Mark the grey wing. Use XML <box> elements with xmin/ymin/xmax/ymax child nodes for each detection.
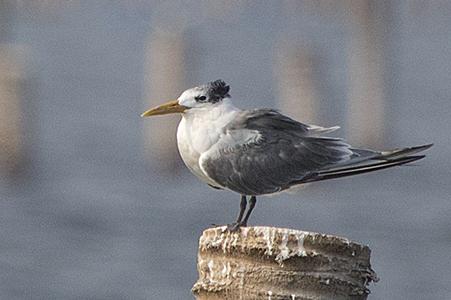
<box><xmin>229</xmin><ymin>109</ymin><xmax>340</xmax><ymax>136</ymax></box>
<box><xmin>200</xmin><ymin>110</ymin><xmax>361</xmax><ymax>195</ymax></box>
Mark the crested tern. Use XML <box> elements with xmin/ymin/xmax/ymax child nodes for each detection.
<box><xmin>141</xmin><ymin>80</ymin><xmax>432</xmax><ymax>231</ymax></box>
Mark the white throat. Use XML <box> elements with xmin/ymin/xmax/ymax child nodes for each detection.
<box><xmin>179</xmin><ymin>99</ymin><xmax>241</xmax><ymax>153</ymax></box>
<box><xmin>176</xmin><ymin>99</ymin><xmax>241</xmax><ymax>186</ymax></box>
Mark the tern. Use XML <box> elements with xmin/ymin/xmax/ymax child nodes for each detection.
<box><xmin>142</xmin><ymin>80</ymin><xmax>432</xmax><ymax>231</ymax></box>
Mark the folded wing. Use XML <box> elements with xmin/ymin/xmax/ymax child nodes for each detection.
<box><xmin>200</xmin><ymin>109</ymin><xmax>432</xmax><ymax>195</ymax></box>
<box><xmin>200</xmin><ymin>110</ymin><xmax>356</xmax><ymax>195</ymax></box>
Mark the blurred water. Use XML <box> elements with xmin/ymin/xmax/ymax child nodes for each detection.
<box><xmin>1</xmin><ymin>2</ymin><xmax>450</xmax><ymax>299</ymax></box>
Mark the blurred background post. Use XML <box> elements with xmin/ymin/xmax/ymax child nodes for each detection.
<box><xmin>275</xmin><ymin>44</ymin><xmax>318</xmax><ymax>124</ymax></box>
<box><xmin>0</xmin><ymin>1</ymin><xmax>26</xmax><ymax>176</ymax></box>
<box><xmin>0</xmin><ymin>46</ymin><xmax>25</xmax><ymax>175</ymax></box>
<box><xmin>143</xmin><ymin>29</ymin><xmax>186</xmax><ymax>172</ymax></box>
<box><xmin>346</xmin><ymin>0</ymin><xmax>388</xmax><ymax>148</ymax></box>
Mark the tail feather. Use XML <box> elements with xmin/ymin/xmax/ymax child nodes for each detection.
<box><xmin>290</xmin><ymin>143</ymin><xmax>432</xmax><ymax>185</ymax></box>
<box><xmin>379</xmin><ymin>143</ymin><xmax>433</xmax><ymax>160</ymax></box>
<box><xmin>306</xmin><ymin>155</ymin><xmax>426</xmax><ymax>183</ymax></box>
<box><xmin>331</xmin><ymin>143</ymin><xmax>432</xmax><ymax>170</ymax></box>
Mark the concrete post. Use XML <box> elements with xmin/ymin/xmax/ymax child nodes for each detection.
<box><xmin>193</xmin><ymin>226</ymin><xmax>378</xmax><ymax>300</ymax></box>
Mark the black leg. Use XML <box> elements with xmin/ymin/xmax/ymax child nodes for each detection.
<box><xmin>235</xmin><ymin>195</ymin><xmax>247</xmax><ymax>223</ymax></box>
<box><xmin>241</xmin><ymin>196</ymin><xmax>256</xmax><ymax>227</ymax></box>
<box><xmin>227</xmin><ymin>195</ymin><xmax>247</xmax><ymax>231</ymax></box>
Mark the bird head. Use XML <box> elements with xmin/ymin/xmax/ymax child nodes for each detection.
<box><xmin>141</xmin><ymin>80</ymin><xmax>230</xmax><ymax>117</ymax></box>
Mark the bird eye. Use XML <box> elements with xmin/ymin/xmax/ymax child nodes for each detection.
<box><xmin>195</xmin><ymin>95</ymin><xmax>207</xmax><ymax>101</ymax></box>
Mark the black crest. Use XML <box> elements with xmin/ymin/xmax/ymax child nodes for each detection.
<box><xmin>206</xmin><ymin>80</ymin><xmax>230</xmax><ymax>102</ymax></box>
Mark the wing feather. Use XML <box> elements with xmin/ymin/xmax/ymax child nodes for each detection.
<box><xmin>200</xmin><ymin>110</ymin><xmax>353</xmax><ymax>195</ymax></box>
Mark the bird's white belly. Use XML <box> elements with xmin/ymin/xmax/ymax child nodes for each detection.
<box><xmin>177</xmin><ymin>117</ymin><xmax>222</xmax><ymax>187</ymax></box>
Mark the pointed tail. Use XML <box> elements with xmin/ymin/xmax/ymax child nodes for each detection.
<box><xmin>378</xmin><ymin>143</ymin><xmax>433</xmax><ymax>160</ymax></box>
<box><xmin>304</xmin><ymin>143</ymin><xmax>432</xmax><ymax>183</ymax></box>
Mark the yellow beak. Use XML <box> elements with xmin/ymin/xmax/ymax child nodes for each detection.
<box><xmin>141</xmin><ymin>100</ymin><xmax>188</xmax><ymax>117</ymax></box>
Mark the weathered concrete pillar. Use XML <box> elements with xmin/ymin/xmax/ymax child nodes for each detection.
<box><xmin>193</xmin><ymin>226</ymin><xmax>377</xmax><ymax>300</ymax></box>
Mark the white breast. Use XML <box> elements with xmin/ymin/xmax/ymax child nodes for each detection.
<box><xmin>176</xmin><ymin>100</ymin><xmax>241</xmax><ymax>187</ymax></box>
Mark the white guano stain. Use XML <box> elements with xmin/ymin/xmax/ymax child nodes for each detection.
<box><xmin>206</xmin><ymin>259</ymin><xmax>221</xmax><ymax>284</ymax></box>
<box><xmin>274</xmin><ymin>230</ymin><xmax>307</xmax><ymax>264</ymax></box>
<box><xmin>267</xmin><ymin>290</ymin><xmax>272</xmax><ymax>300</ymax></box>
<box><xmin>254</xmin><ymin>227</ymin><xmax>277</xmax><ymax>255</ymax></box>
<box><xmin>241</xmin><ymin>227</ymin><xmax>249</xmax><ymax>238</ymax></box>
<box><xmin>275</xmin><ymin>231</ymin><xmax>289</xmax><ymax>263</ymax></box>
<box><xmin>201</xmin><ymin>227</ymin><xmax>246</xmax><ymax>253</ymax></box>
<box><xmin>296</xmin><ymin>232</ymin><xmax>306</xmax><ymax>257</ymax></box>
<box><xmin>222</xmin><ymin>232</ymin><xmax>229</xmax><ymax>253</ymax></box>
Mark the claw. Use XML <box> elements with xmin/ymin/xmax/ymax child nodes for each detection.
<box><xmin>226</xmin><ymin>222</ymin><xmax>240</xmax><ymax>232</ymax></box>
<box><xmin>226</xmin><ymin>221</ymin><xmax>248</xmax><ymax>232</ymax></box>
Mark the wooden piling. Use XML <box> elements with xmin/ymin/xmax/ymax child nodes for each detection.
<box><xmin>193</xmin><ymin>226</ymin><xmax>378</xmax><ymax>300</ymax></box>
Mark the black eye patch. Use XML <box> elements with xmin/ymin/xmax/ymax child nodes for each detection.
<box><xmin>195</xmin><ymin>95</ymin><xmax>207</xmax><ymax>101</ymax></box>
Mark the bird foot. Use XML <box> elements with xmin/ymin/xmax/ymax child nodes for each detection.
<box><xmin>210</xmin><ymin>222</ymin><xmax>248</xmax><ymax>232</ymax></box>
<box><xmin>226</xmin><ymin>221</ymin><xmax>247</xmax><ymax>232</ymax></box>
